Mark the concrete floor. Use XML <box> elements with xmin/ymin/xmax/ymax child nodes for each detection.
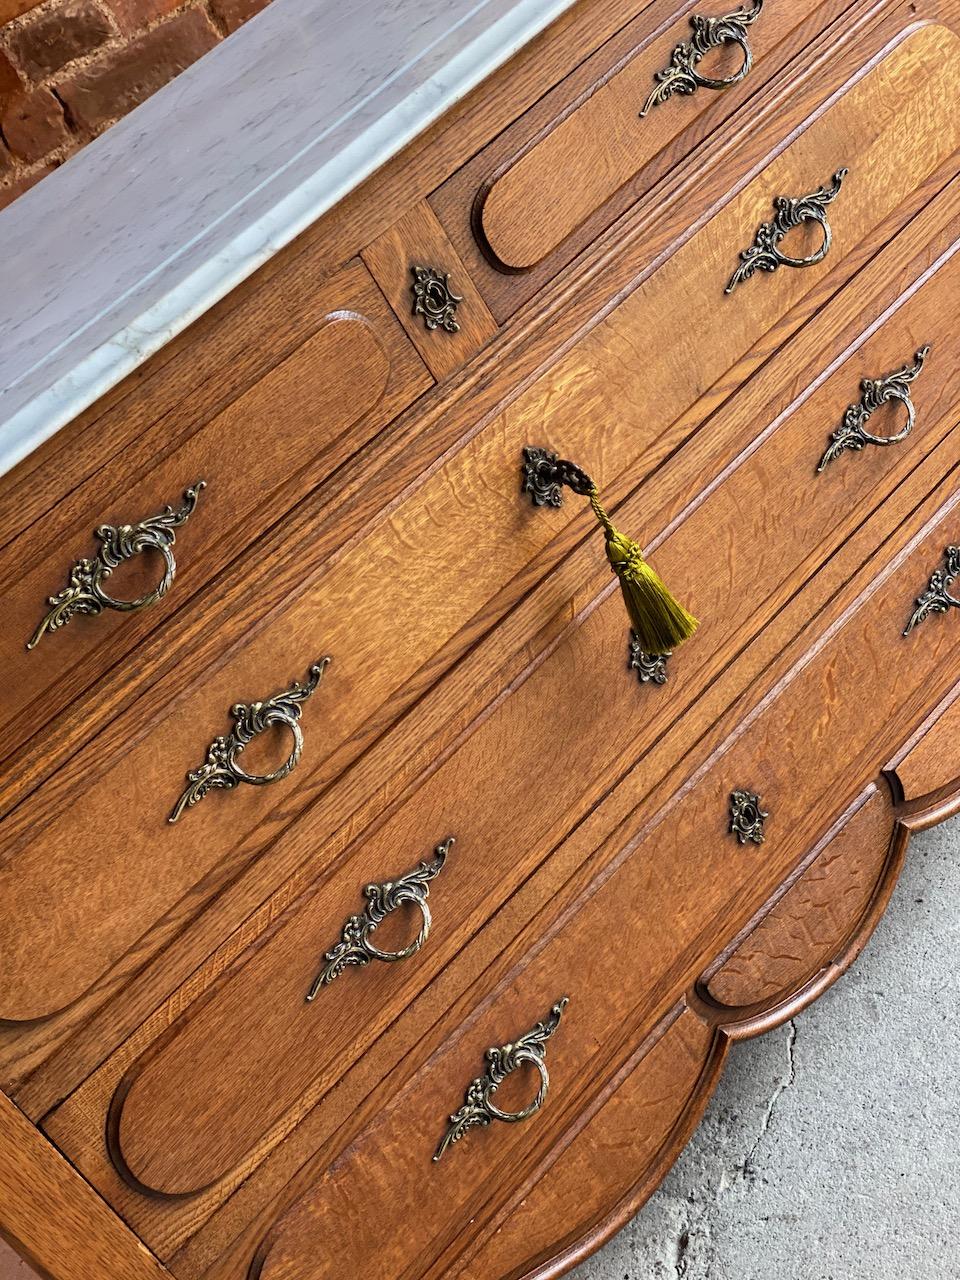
<box><xmin>1</xmin><ymin>818</ymin><xmax>957</xmax><ymax>1280</ymax></box>
<box><xmin>575</xmin><ymin>815</ymin><xmax>960</xmax><ymax>1280</ymax></box>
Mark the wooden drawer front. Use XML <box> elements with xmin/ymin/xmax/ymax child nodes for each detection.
<box><xmin>432</xmin><ymin>0</ymin><xmax>854</xmax><ymax>316</ymax></box>
<box><xmin>0</xmin><ymin>259</ymin><xmax>429</xmax><ymax>768</ymax></box>
<box><xmin>75</xmin><ymin>205</ymin><xmax>960</xmax><ymax>1209</ymax></box>
<box><xmin>476</xmin><ymin>0</ymin><xmax>836</xmax><ymax>270</ymax></box>
<box><xmin>248</xmin><ymin>469</ymin><xmax>960</xmax><ymax>1280</ymax></box>
<box><xmin>2</xmin><ymin>20</ymin><xmax>957</xmax><ymax>1048</ymax></box>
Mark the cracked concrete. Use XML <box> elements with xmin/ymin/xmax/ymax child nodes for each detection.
<box><xmin>575</xmin><ymin>816</ymin><xmax>960</xmax><ymax>1280</ymax></box>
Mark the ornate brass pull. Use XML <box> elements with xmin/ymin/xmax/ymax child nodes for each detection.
<box><xmin>729</xmin><ymin>789</ymin><xmax>768</xmax><ymax>844</ymax></box>
<box><xmin>169</xmin><ymin>658</ymin><xmax>330</xmax><ymax>823</ymax></box>
<box><xmin>818</xmin><ymin>347</ymin><xmax>930</xmax><ymax>473</ymax></box>
<box><xmin>903</xmin><ymin>547</ymin><xmax>960</xmax><ymax>636</ymax></box>
<box><xmin>27</xmin><ymin>481</ymin><xmax>205</xmax><ymax>650</ymax></box>
<box><xmin>305</xmin><ymin>837</ymin><xmax>454</xmax><ymax>1000</ymax></box>
<box><xmin>641</xmin><ymin>0</ymin><xmax>763</xmax><ymax>117</ymax></box>
<box><xmin>433</xmin><ymin>997</ymin><xmax>569</xmax><ymax>1162</ymax></box>
<box><xmin>726</xmin><ymin>168</ymin><xmax>848</xmax><ymax>294</ymax></box>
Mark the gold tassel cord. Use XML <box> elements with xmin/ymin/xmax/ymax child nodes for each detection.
<box><xmin>588</xmin><ymin>489</ymin><xmax>698</xmax><ymax>654</ymax></box>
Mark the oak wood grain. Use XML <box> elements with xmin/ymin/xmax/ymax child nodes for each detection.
<box><xmin>703</xmin><ymin>786</ymin><xmax>896</xmax><ymax>1010</ymax></box>
<box><xmin>96</xmin><ymin>220</ymin><xmax>960</xmax><ymax>1203</ymax></box>
<box><xmin>431</xmin><ymin>0</ymin><xmax>857</xmax><ymax>317</ymax></box>
<box><xmin>21</xmin><ymin>109</ymin><xmax>960</xmax><ymax>1155</ymax></box>
<box><xmin>2</xmin><ymin>20</ymin><xmax>953</xmax><ymax>1054</ymax></box>
<box><xmin>243</xmin><ymin>467</ymin><xmax>960</xmax><ymax>1280</ymax></box>
<box><xmin>0</xmin><ymin>1092</ymin><xmax>170</xmax><ymax>1280</ymax></box>
<box><xmin>0</xmin><ymin>260</ymin><xmax>430</xmax><ymax>770</ymax></box>
<box><xmin>159</xmin><ymin>431</ymin><xmax>960</xmax><ymax>1280</ymax></box>
<box><xmin>361</xmin><ymin>201</ymin><xmax>499</xmax><ymax>379</ymax></box>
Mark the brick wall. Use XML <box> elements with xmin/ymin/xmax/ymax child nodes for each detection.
<box><xmin>0</xmin><ymin>0</ymin><xmax>271</xmax><ymax>209</ymax></box>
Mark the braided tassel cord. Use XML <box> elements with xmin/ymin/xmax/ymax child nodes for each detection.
<box><xmin>589</xmin><ymin>490</ymin><xmax>698</xmax><ymax>654</ymax></box>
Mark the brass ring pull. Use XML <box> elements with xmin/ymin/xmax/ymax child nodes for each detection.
<box><xmin>817</xmin><ymin>347</ymin><xmax>930</xmax><ymax>473</ymax></box>
<box><xmin>903</xmin><ymin>547</ymin><xmax>960</xmax><ymax>636</ymax></box>
<box><xmin>433</xmin><ymin>997</ymin><xmax>569</xmax><ymax>1162</ymax></box>
<box><xmin>27</xmin><ymin>481</ymin><xmax>205</xmax><ymax>650</ymax></box>
<box><xmin>640</xmin><ymin>1</ymin><xmax>763</xmax><ymax>117</ymax></box>
<box><xmin>305</xmin><ymin>838</ymin><xmax>454</xmax><ymax>1000</ymax></box>
<box><xmin>168</xmin><ymin>658</ymin><xmax>330</xmax><ymax>823</ymax></box>
<box><xmin>726</xmin><ymin>168</ymin><xmax>848</xmax><ymax>294</ymax></box>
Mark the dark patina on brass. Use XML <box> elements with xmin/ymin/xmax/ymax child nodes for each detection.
<box><xmin>628</xmin><ymin>631</ymin><xmax>671</xmax><ymax>685</ymax></box>
<box><xmin>726</xmin><ymin>168</ymin><xmax>848</xmax><ymax>294</ymax></box>
<box><xmin>434</xmin><ymin>997</ymin><xmax>569</xmax><ymax>1162</ymax></box>
<box><xmin>169</xmin><ymin>659</ymin><xmax>330</xmax><ymax>823</ymax></box>
<box><xmin>306</xmin><ymin>838</ymin><xmax>453</xmax><ymax>1000</ymax></box>
<box><xmin>411</xmin><ymin>265</ymin><xmax>463</xmax><ymax>333</ymax></box>
<box><xmin>27</xmin><ymin>481</ymin><xmax>205</xmax><ymax>650</ymax></box>
<box><xmin>521</xmin><ymin>446</ymin><xmax>595</xmax><ymax>507</ymax></box>
<box><xmin>641</xmin><ymin>0</ymin><xmax>763</xmax><ymax>117</ymax></box>
<box><xmin>729</xmin><ymin>789</ymin><xmax>769</xmax><ymax>845</ymax></box>
<box><xmin>818</xmin><ymin>347</ymin><xmax>930</xmax><ymax>473</ymax></box>
<box><xmin>903</xmin><ymin>546</ymin><xmax>960</xmax><ymax>636</ymax></box>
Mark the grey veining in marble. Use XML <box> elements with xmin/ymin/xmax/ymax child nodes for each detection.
<box><xmin>0</xmin><ymin>0</ymin><xmax>576</xmax><ymax>477</ymax></box>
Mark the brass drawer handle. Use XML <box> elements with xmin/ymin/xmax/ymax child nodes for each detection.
<box><xmin>305</xmin><ymin>837</ymin><xmax>454</xmax><ymax>1000</ymax></box>
<box><xmin>433</xmin><ymin>997</ymin><xmax>569</xmax><ymax>1162</ymax></box>
<box><xmin>169</xmin><ymin>658</ymin><xmax>330</xmax><ymax>823</ymax></box>
<box><xmin>726</xmin><ymin>168</ymin><xmax>848</xmax><ymax>294</ymax></box>
<box><xmin>27</xmin><ymin>481</ymin><xmax>205</xmax><ymax>650</ymax></box>
<box><xmin>641</xmin><ymin>0</ymin><xmax>763</xmax><ymax>117</ymax></box>
<box><xmin>818</xmin><ymin>347</ymin><xmax>930</xmax><ymax>473</ymax></box>
<box><xmin>903</xmin><ymin>547</ymin><xmax>960</xmax><ymax>636</ymax></box>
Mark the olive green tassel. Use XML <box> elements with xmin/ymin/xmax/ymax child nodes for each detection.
<box><xmin>589</xmin><ymin>490</ymin><xmax>698</xmax><ymax>654</ymax></box>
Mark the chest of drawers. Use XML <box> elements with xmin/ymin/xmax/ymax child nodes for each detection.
<box><xmin>2</xmin><ymin>1</ymin><xmax>960</xmax><ymax>1276</ymax></box>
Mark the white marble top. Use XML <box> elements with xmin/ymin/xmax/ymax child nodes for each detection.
<box><xmin>0</xmin><ymin>0</ymin><xmax>575</xmax><ymax>478</ymax></box>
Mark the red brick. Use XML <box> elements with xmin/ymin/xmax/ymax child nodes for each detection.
<box><xmin>0</xmin><ymin>0</ymin><xmax>48</xmax><ymax>22</ymax></box>
<box><xmin>208</xmin><ymin>0</ymin><xmax>269</xmax><ymax>35</ymax></box>
<box><xmin>103</xmin><ymin>0</ymin><xmax>178</xmax><ymax>35</ymax></box>
<box><xmin>6</xmin><ymin>0</ymin><xmax>114</xmax><ymax>80</ymax></box>
<box><xmin>0</xmin><ymin>159</ymin><xmax>56</xmax><ymax>209</ymax></box>
<box><xmin>0</xmin><ymin>47</ymin><xmax>23</xmax><ymax>103</ymax></box>
<box><xmin>1</xmin><ymin>85</ymin><xmax>70</xmax><ymax>160</ymax></box>
<box><xmin>58</xmin><ymin>8</ymin><xmax>218</xmax><ymax>131</ymax></box>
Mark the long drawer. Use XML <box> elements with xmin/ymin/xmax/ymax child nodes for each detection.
<box><xmin>230</xmin><ymin>448</ymin><xmax>960</xmax><ymax>1280</ymax></box>
<box><xmin>432</xmin><ymin>0</ymin><xmax>855</xmax><ymax>317</ymax></box>
<box><xmin>42</xmin><ymin>178</ymin><xmax>960</xmax><ymax>1254</ymax></box>
<box><xmin>2</xmin><ymin>11</ymin><xmax>959</xmax><ymax>1080</ymax></box>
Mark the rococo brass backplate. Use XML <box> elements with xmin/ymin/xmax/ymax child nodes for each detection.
<box><xmin>903</xmin><ymin>546</ymin><xmax>960</xmax><ymax>636</ymax></box>
<box><xmin>411</xmin><ymin>265</ymin><xmax>463</xmax><ymax>333</ymax></box>
<box><xmin>729</xmin><ymin>789</ymin><xmax>769</xmax><ymax>844</ymax></box>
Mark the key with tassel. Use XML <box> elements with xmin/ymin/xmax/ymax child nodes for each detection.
<box><xmin>521</xmin><ymin>446</ymin><xmax>698</xmax><ymax>655</ymax></box>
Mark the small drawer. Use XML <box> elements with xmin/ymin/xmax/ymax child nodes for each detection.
<box><xmin>229</xmin><ymin>462</ymin><xmax>960</xmax><ymax>1280</ymax></box>
<box><xmin>6</xmin><ymin>12</ymin><xmax>960</xmax><ymax>1093</ymax></box>
<box><xmin>0</xmin><ymin>258</ymin><xmax>430</xmax><ymax>769</ymax></box>
<box><xmin>431</xmin><ymin>0</ymin><xmax>854</xmax><ymax>318</ymax></box>
<box><xmin>41</xmin><ymin>186</ymin><xmax>960</xmax><ymax>1243</ymax></box>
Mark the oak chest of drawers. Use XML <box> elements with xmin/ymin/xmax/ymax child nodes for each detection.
<box><xmin>3</xmin><ymin>2</ymin><xmax>960</xmax><ymax>1276</ymax></box>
